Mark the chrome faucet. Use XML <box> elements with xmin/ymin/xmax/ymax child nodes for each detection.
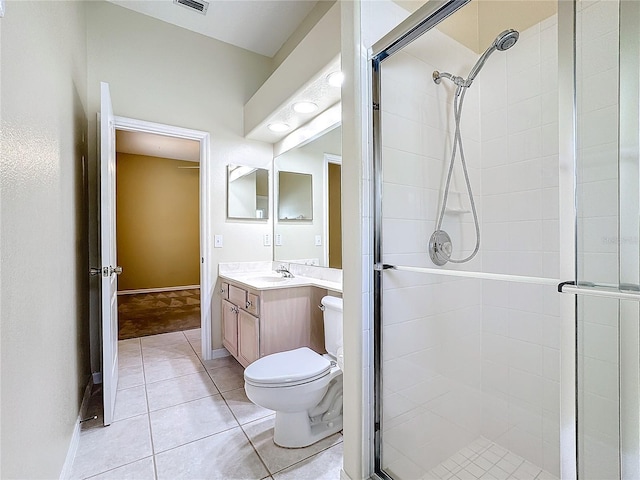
<box><xmin>276</xmin><ymin>265</ymin><xmax>294</xmax><ymax>278</ymax></box>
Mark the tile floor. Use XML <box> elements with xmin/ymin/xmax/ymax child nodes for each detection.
<box><xmin>70</xmin><ymin>329</ymin><xmax>343</xmax><ymax>479</ymax></box>
<box><xmin>420</xmin><ymin>438</ymin><xmax>558</xmax><ymax>480</ymax></box>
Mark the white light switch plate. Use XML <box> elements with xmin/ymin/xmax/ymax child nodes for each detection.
<box><xmin>315</xmin><ymin>235</ymin><xmax>322</xmax><ymax>246</ymax></box>
<box><xmin>263</xmin><ymin>234</ymin><xmax>271</xmax><ymax>246</ymax></box>
<box><xmin>214</xmin><ymin>235</ymin><xmax>223</xmax><ymax>248</ymax></box>
<box><xmin>275</xmin><ymin>234</ymin><xmax>282</xmax><ymax>246</ymax></box>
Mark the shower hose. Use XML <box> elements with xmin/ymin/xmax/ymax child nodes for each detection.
<box><xmin>434</xmin><ymin>84</ymin><xmax>481</xmax><ymax>263</ymax></box>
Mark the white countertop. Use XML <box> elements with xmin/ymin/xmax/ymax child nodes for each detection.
<box><xmin>219</xmin><ymin>271</ymin><xmax>342</xmax><ymax>293</ymax></box>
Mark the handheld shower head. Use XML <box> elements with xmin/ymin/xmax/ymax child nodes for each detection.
<box><xmin>464</xmin><ymin>28</ymin><xmax>519</xmax><ymax>85</ymax></box>
<box><xmin>494</xmin><ymin>29</ymin><xmax>519</xmax><ymax>51</ymax></box>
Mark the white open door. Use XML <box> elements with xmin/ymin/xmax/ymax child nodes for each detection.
<box><xmin>100</xmin><ymin>82</ymin><xmax>120</xmax><ymax>426</ymax></box>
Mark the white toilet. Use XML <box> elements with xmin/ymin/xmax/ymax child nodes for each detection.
<box><xmin>244</xmin><ymin>296</ymin><xmax>343</xmax><ymax>448</ymax></box>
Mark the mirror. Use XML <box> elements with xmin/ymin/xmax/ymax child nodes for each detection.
<box><xmin>274</xmin><ymin>125</ymin><xmax>342</xmax><ymax>268</ymax></box>
<box><xmin>278</xmin><ymin>172</ymin><xmax>313</xmax><ymax>220</ymax></box>
<box><xmin>227</xmin><ymin>165</ymin><xmax>269</xmax><ymax>220</ymax></box>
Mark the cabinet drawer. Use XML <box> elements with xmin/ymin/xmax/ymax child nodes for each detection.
<box><xmin>228</xmin><ymin>284</ymin><xmax>246</xmax><ymax>306</ymax></box>
<box><xmin>246</xmin><ymin>292</ymin><xmax>259</xmax><ymax>316</ymax></box>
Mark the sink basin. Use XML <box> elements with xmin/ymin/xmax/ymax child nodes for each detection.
<box><xmin>247</xmin><ymin>275</ymin><xmax>288</xmax><ymax>283</ymax></box>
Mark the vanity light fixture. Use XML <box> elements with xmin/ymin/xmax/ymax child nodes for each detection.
<box><xmin>268</xmin><ymin>122</ymin><xmax>290</xmax><ymax>133</ymax></box>
<box><xmin>292</xmin><ymin>102</ymin><xmax>319</xmax><ymax>114</ymax></box>
<box><xmin>327</xmin><ymin>71</ymin><xmax>344</xmax><ymax>87</ymax></box>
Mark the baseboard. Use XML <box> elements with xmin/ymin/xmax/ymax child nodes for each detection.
<box><xmin>59</xmin><ymin>379</ymin><xmax>93</xmax><ymax>480</ymax></box>
<box><xmin>117</xmin><ymin>285</ymin><xmax>200</xmax><ymax>295</ymax></box>
<box><xmin>92</xmin><ymin>372</ymin><xmax>102</xmax><ymax>385</ymax></box>
<box><xmin>210</xmin><ymin>347</ymin><xmax>230</xmax><ymax>359</ymax></box>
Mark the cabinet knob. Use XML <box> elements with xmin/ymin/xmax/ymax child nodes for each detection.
<box><xmin>220</xmin><ymin>288</ymin><xmax>225</xmax><ymax>294</ymax></box>
<box><xmin>246</xmin><ymin>300</ymin><xmax>252</xmax><ymax>308</ymax></box>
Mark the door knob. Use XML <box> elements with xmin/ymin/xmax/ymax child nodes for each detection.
<box><xmin>89</xmin><ymin>267</ymin><xmax>102</xmax><ymax>276</ymax></box>
<box><xmin>110</xmin><ymin>266</ymin><xmax>123</xmax><ymax>275</ymax></box>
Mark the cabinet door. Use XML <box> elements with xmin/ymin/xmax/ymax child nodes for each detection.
<box><xmin>238</xmin><ymin>310</ymin><xmax>260</xmax><ymax>366</ymax></box>
<box><xmin>221</xmin><ymin>299</ymin><xmax>238</xmax><ymax>357</ymax></box>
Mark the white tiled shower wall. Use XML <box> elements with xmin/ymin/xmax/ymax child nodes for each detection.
<box><xmin>379</xmin><ymin>15</ymin><xmax>562</xmax><ymax>478</ymax></box>
<box><xmin>380</xmin><ymin>27</ymin><xmax>484</xmax><ymax>479</ymax></box>
<box><xmin>479</xmin><ymin>16</ymin><xmax>561</xmax><ymax>476</ymax></box>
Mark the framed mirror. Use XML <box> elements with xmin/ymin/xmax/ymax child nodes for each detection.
<box><xmin>278</xmin><ymin>171</ymin><xmax>313</xmax><ymax>220</ymax></box>
<box><xmin>274</xmin><ymin>125</ymin><xmax>342</xmax><ymax>268</ymax></box>
<box><xmin>227</xmin><ymin>164</ymin><xmax>269</xmax><ymax>220</ymax></box>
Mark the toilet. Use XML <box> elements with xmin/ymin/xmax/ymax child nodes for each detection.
<box><xmin>244</xmin><ymin>296</ymin><xmax>344</xmax><ymax>448</ymax></box>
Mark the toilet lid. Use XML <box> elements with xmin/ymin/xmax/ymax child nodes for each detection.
<box><xmin>244</xmin><ymin>347</ymin><xmax>331</xmax><ymax>387</ymax></box>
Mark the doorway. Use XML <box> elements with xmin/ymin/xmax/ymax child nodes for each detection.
<box><xmin>109</xmin><ymin>116</ymin><xmax>213</xmax><ymax>359</ymax></box>
<box><xmin>115</xmin><ymin>129</ymin><xmax>201</xmax><ymax>339</ymax></box>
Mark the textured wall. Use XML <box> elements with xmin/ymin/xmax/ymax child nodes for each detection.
<box><xmin>0</xmin><ymin>1</ymin><xmax>90</xmax><ymax>477</ymax></box>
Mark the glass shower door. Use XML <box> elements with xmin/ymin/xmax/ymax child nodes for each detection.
<box><xmin>575</xmin><ymin>0</ymin><xmax>640</xmax><ymax>478</ymax></box>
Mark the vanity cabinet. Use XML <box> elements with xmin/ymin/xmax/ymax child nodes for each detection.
<box><xmin>219</xmin><ymin>279</ymin><xmax>328</xmax><ymax>368</ymax></box>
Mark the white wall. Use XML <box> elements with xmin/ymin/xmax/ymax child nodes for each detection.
<box><xmin>0</xmin><ymin>1</ymin><xmax>90</xmax><ymax>477</ymax></box>
<box><xmin>85</xmin><ymin>1</ymin><xmax>275</xmax><ymax>358</ymax></box>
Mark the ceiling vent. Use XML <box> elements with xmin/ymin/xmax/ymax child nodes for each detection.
<box><xmin>173</xmin><ymin>0</ymin><xmax>209</xmax><ymax>15</ymax></box>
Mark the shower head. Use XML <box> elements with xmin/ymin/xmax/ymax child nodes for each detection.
<box><xmin>494</xmin><ymin>29</ymin><xmax>519</xmax><ymax>51</ymax></box>
<box><xmin>464</xmin><ymin>29</ymin><xmax>519</xmax><ymax>85</ymax></box>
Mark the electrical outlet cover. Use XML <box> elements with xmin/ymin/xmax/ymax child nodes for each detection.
<box><xmin>214</xmin><ymin>235</ymin><xmax>223</xmax><ymax>248</ymax></box>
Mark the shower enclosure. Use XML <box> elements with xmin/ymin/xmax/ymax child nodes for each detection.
<box><xmin>370</xmin><ymin>0</ymin><xmax>640</xmax><ymax>479</ymax></box>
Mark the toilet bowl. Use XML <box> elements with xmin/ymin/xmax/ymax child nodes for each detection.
<box><xmin>244</xmin><ymin>296</ymin><xmax>343</xmax><ymax>448</ymax></box>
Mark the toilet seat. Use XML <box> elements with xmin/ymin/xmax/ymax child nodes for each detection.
<box><xmin>244</xmin><ymin>347</ymin><xmax>331</xmax><ymax>388</ymax></box>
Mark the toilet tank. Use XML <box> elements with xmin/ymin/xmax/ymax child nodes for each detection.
<box><xmin>321</xmin><ymin>296</ymin><xmax>343</xmax><ymax>358</ymax></box>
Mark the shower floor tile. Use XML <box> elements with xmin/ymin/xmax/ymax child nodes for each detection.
<box><xmin>422</xmin><ymin>438</ymin><xmax>558</xmax><ymax>480</ymax></box>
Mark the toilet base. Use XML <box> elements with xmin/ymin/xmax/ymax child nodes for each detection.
<box><xmin>273</xmin><ymin>410</ymin><xmax>343</xmax><ymax>448</ymax></box>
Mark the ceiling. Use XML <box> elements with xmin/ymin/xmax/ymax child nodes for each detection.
<box><xmin>395</xmin><ymin>0</ymin><xmax>556</xmax><ymax>53</ymax></box>
<box><xmin>107</xmin><ymin>0</ymin><xmax>319</xmax><ymax>57</ymax></box>
<box><xmin>116</xmin><ymin>130</ymin><xmax>200</xmax><ymax>162</ymax></box>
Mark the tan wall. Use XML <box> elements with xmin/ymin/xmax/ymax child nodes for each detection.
<box><xmin>116</xmin><ymin>153</ymin><xmax>200</xmax><ymax>291</ymax></box>
<box><xmin>0</xmin><ymin>1</ymin><xmax>90</xmax><ymax>477</ymax></box>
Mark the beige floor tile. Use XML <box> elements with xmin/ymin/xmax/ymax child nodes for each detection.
<box><xmin>149</xmin><ymin>394</ymin><xmax>238</xmax><ymax>453</ymax></box>
<box><xmin>140</xmin><ymin>331</ymin><xmax>189</xmax><ymax>348</ymax></box>
<box><xmin>141</xmin><ymin>342</ymin><xmax>199</xmax><ymax>363</ymax></box>
<box><xmin>242</xmin><ymin>415</ymin><xmax>343</xmax><ymax>475</ymax></box>
<box><xmin>119</xmin><ymin>350</ymin><xmax>143</xmax><ymax>369</ymax></box>
<box><xmin>273</xmin><ymin>443</ymin><xmax>343</xmax><ymax>479</ymax></box>
<box><xmin>70</xmin><ymin>415</ymin><xmax>152</xmax><ymax>479</ymax></box>
<box><xmin>86</xmin><ymin>456</ymin><xmax>155</xmax><ymax>480</ymax></box>
<box><xmin>203</xmin><ymin>355</ymin><xmax>241</xmax><ymax>370</ymax></box>
<box><xmin>155</xmin><ymin>427</ymin><xmax>269</xmax><ymax>480</ymax></box>
<box><xmin>208</xmin><ymin>363</ymin><xmax>245</xmax><ymax>392</ymax></box>
<box><xmin>146</xmin><ymin>371</ymin><xmax>219</xmax><ymax>411</ymax></box>
<box><xmin>184</xmin><ymin>328</ymin><xmax>201</xmax><ymax>344</ymax></box>
<box><xmin>143</xmin><ymin>355</ymin><xmax>204</xmax><ymax>384</ymax></box>
<box><xmin>118</xmin><ymin>364</ymin><xmax>145</xmax><ymax>390</ymax></box>
<box><xmin>222</xmin><ymin>387</ymin><xmax>273</xmax><ymax>425</ymax></box>
<box><xmin>113</xmin><ymin>385</ymin><xmax>148</xmax><ymax>422</ymax></box>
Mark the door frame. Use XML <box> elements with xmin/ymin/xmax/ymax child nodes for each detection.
<box><xmin>113</xmin><ymin>116</ymin><xmax>213</xmax><ymax>360</ymax></box>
